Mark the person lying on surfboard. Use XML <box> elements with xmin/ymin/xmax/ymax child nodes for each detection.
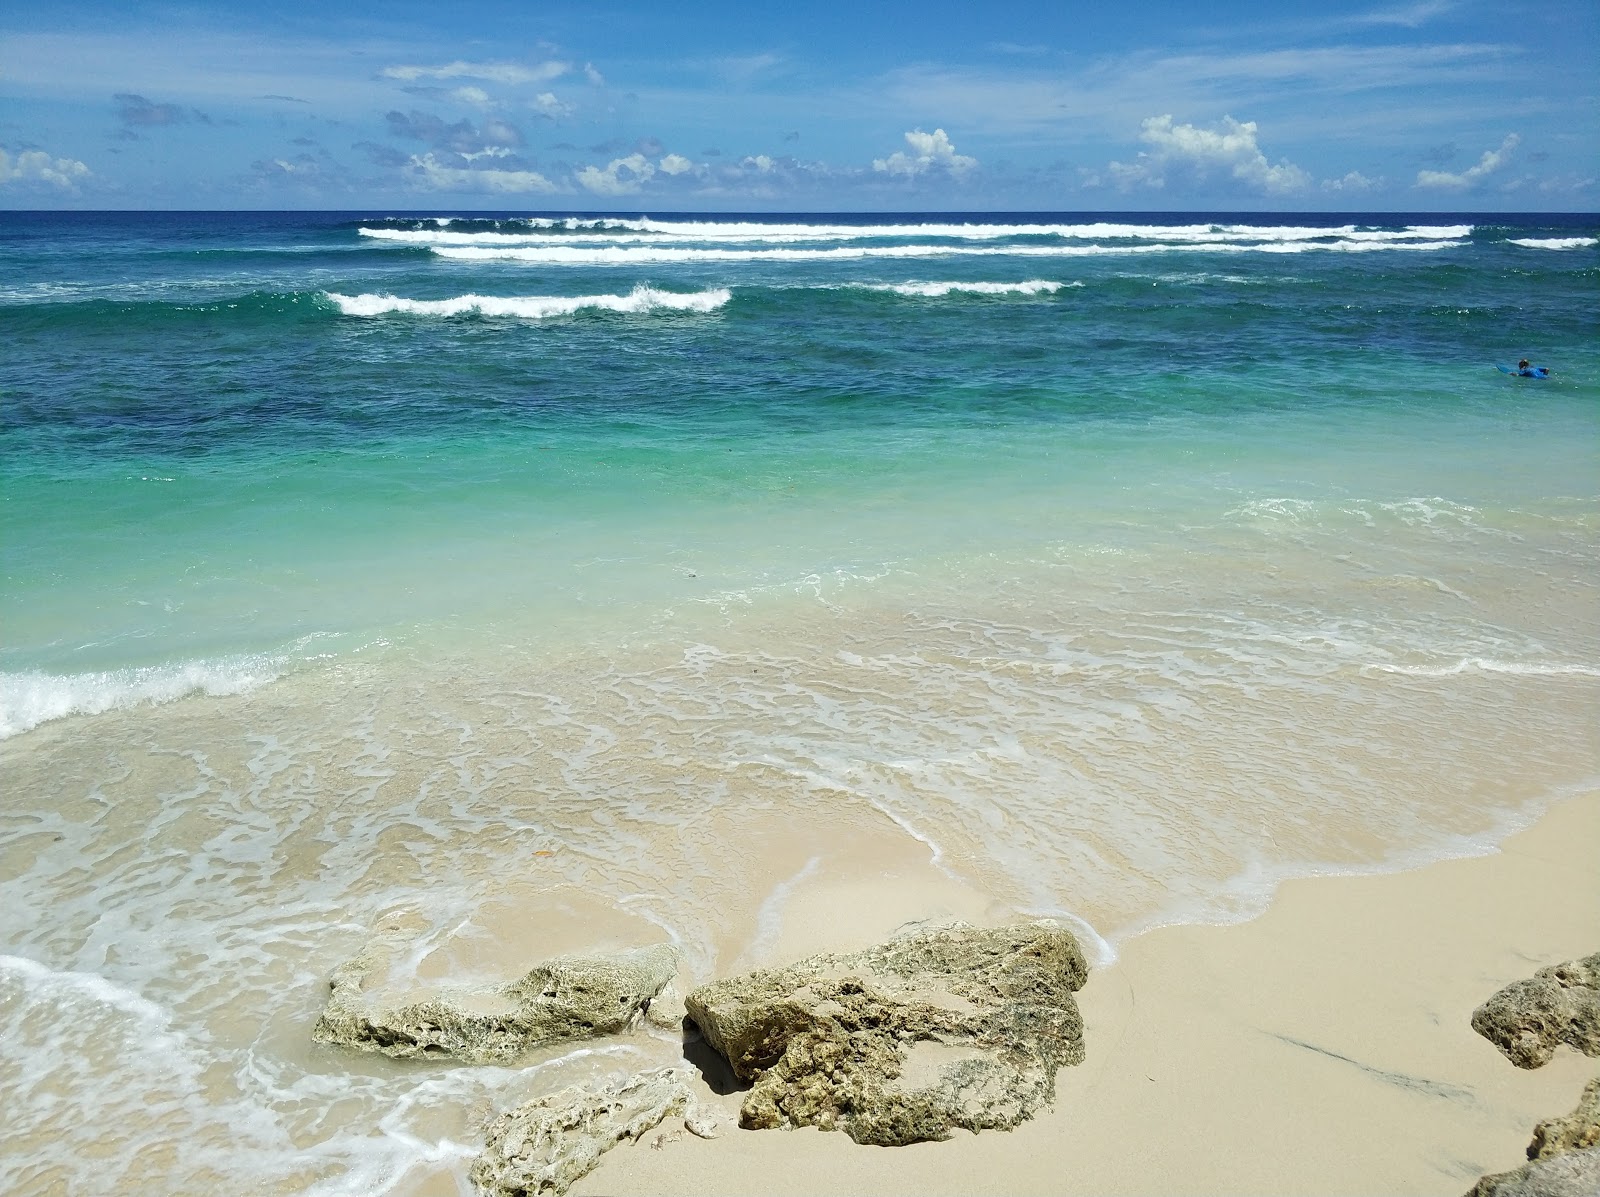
<box><xmin>1511</xmin><ymin>359</ymin><xmax>1551</xmax><ymax>378</ymax></box>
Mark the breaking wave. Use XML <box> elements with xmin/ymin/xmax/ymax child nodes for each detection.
<box><xmin>1</xmin><ymin>656</ymin><xmax>284</xmax><ymax>739</ymax></box>
<box><xmin>325</xmin><ymin>286</ymin><xmax>732</xmax><ymax>319</ymax></box>
<box><xmin>430</xmin><ymin>239</ymin><xmax>1466</xmax><ymax>266</ymax></box>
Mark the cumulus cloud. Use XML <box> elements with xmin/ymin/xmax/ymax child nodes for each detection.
<box><xmin>576</xmin><ymin>152</ymin><xmax>655</xmax><ymax>195</ymax></box>
<box><xmin>1323</xmin><ymin>170</ymin><xmax>1379</xmax><ymax>192</ymax></box>
<box><xmin>583</xmin><ymin>62</ymin><xmax>606</xmax><ymax>86</ymax></box>
<box><xmin>385</xmin><ymin>109</ymin><xmax>523</xmax><ymax>153</ymax></box>
<box><xmin>0</xmin><ymin>147</ymin><xmax>91</xmax><ymax>189</ymax></box>
<box><xmin>873</xmin><ymin>128</ymin><xmax>976</xmax><ymax>178</ymax></box>
<box><xmin>659</xmin><ymin>153</ymin><xmax>695</xmax><ymax>175</ymax></box>
<box><xmin>1415</xmin><ymin>134</ymin><xmax>1519</xmax><ymax>188</ymax></box>
<box><xmin>1108</xmin><ymin>115</ymin><xmax>1310</xmax><ymax>194</ymax></box>
<box><xmin>530</xmin><ymin>92</ymin><xmax>573</xmax><ymax>119</ymax></box>
<box><xmin>381</xmin><ymin>60</ymin><xmax>567</xmax><ymax>85</ymax></box>
<box><xmin>407</xmin><ymin>152</ymin><xmax>556</xmax><ymax>193</ymax></box>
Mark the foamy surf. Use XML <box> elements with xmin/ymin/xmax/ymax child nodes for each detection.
<box><xmin>324</xmin><ymin>286</ymin><xmax>731</xmax><ymax>318</ymax></box>
<box><xmin>359</xmin><ymin>220</ymin><xmax>1472</xmax><ymax>246</ymax></box>
<box><xmin>1507</xmin><ymin>237</ymin><xmax>1598</xmax><ymax>249</ymax></box>
<box><xmin>430</xmin><ymin>239</ymin><xmax>1466</xmax><ymax>266</ymax></box>
<box><xmin>865</xmin><ymin>280</ymin><xmax>1076</xmax><ymax>297</ymax></box>
<box><xmin>0</xmin><ymin>655</ymin><xmax>283</xmax><ymax>738</ymax></box>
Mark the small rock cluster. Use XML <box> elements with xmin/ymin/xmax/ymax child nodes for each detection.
<box><xmin>313</xmin><ymin>919</ymin><xmax>1091</xmax><ymax>1194</ymax></box>
<box><xmin>1465</xmin><ymin>953</ymin><xmax>1600</xmax><ymax>1197</ymax></box>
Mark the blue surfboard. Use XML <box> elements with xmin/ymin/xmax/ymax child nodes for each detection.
<box><xmin>1497</xmin><ymin>364</ymin><xmax>1551</xmax><ymax>378</ymax></box>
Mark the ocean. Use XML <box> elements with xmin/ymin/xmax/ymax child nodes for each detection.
<box><xmin>2</xmin><ymin>210</ymin><xmax>1597</xmax><ymax>1194</ymax></box>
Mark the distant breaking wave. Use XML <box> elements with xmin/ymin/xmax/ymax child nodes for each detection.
<box><xmin>863</xmin><ymin>280</ymin><xmax>1077</xmax><ymax>297</ymax></box>
<box><xmin>429</xmin><ymin>239</ymin><xmax>1467</xmax><ymax>266</ymax></box>
<box><xmin>325</xmin><ymin>286</ymin><xmax>731</xmax><ymax>319</ymax></box>
<box><xmin>1</xmin><ymin>656</ymin><xmax>284</xmax><ymax>739</ymax></box>
<box><xmin>359</xmin><ymin>220</ymin><xmax>1473</xmax><ymax>246</ymax></box>
<box><xmin>1507</xmin><ymin>237</ymin><xmax>1598</xmax><ymax>250</ymax></box>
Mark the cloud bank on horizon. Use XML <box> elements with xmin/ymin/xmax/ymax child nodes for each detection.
<box><xmin>0</xmin><ymin>0</ymin><xmax>1594</xmax><ymax>210</ymax></box>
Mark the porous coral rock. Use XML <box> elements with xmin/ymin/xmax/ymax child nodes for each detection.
<box><xmin>311</xmin><ymin>924</ymin><xmax>678</xmax><ymax>1063</ymax></box>
<box><xmin>470</xmin><ymin>1067</ymin><xmax>712</xmax><ymax>1197</ymax></box>
<box><xmin>1471</xmin><ymin>953</ymin><xmax>1600</xmax><ymax>1069</ymax></box>
<box><xmin>685</xmin><ymin>921</ymin><xmax>1088</xmax><ymax>1146</ymax></box>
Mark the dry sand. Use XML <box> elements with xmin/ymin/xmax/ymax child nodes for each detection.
<box><xmin>573</xmin><ymin>790</ymin><xmax>1600</xmax><ymax>1196</ymax></box>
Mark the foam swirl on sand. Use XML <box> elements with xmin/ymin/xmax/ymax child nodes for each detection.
<box><xmin>325</xmin><ymin>286</ymin><xmax>731</xmax><ymax>318</ymax></box>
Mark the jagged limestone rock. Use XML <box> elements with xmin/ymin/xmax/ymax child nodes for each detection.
<box><xmin>471</xmin><ymin>1066</ymin><xmax>715</xmax><ymax>1197</ymax></box>
<box><xmin>1465</xmin><ymin>1148</ymin><xmax>1600</xmax><ymax>1197</ymax></box>
<box><xmin>311</xmin><ymin>926</ymin><xmax>679</xmax><ymax>1063</ymax></box>
<box><xmin>1471</xmin><ymin>953</ymin><xmax>1600</xmax><ymax>1069</ymax></box>
<box><xmin>1463</xmin><ymin>1075</ymin><xmax>1600</xmax><ymax>1197</ymax></box>
<box><xmin>684</xmin><ymin>921</ymin><xmax>1089</xmax><ymax>1146</ymax></box>
<box><xmin>1529</xmin><ymin>1076</ymin><xmax>1600</xmax><ymax>1160</ymax></box>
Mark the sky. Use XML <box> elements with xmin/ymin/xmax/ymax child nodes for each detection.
<box><xmin>1</xmin><ymin>0</ymin><xmax>1595</xmax><ymax>211</ymax></box>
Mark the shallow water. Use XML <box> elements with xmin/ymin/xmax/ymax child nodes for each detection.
<box><xmin>2</xmin><ymin>210</ymin><xmax>1598</xmax><ymax>1194</ymax></box>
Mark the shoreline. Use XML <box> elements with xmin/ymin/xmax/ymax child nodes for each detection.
<box><xmin>573</xmin><ymin>789</ymin><xmax>1600</xmax><ymax>1196</ymax></box>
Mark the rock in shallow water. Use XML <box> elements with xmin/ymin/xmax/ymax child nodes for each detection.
<box><xmin>1470</xmin><ymin>953</ymin><xmax>1600</xmax><ymax>1069</ymax></box>
<box><xmin>311</xmin><ymin>925</ymin><xmax>678</xmax><ymax>1063</ymax></box>
<box><xmin>471</xmin><ymin>1066</ymin><xmax>713</xmax><ymax>1197</ymax></box>
<box><xmin>685</xmin><ymin>921</ymin><xmax>1089</xmax><ymax>1146</ymax></box>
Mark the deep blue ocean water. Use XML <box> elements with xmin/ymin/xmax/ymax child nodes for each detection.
<box><xmin>1</xmin><ymin>210</ymin><xmax>1597</xmax><ymax>1194</ymax></box>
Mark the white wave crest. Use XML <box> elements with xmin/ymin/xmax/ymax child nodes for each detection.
<box><xmin>1507</xmin><ymin>237</ymin><xmax>1597</xmax><ymax>250</ymax></box>
<box><xmin>867</xmin><ymin>279</ymin><xmax>1075</xmax><ymax>297</ymax></box>
<box><xmin>325</xmin><ymin>286</ymin><xmax>731</xmax><ymax>318</ymax></box>
<box><xmin>431</xmin><ymin>239</ymin><xmax>1465</xmax><ymax>266</ymax></box>
<box><xmin>362</xmin><ymin>220</ymin><xmax>1472</xmax><ymax>246</ymax></box>
<box><xmin>0</xmin><ymin>655</ymin><xmax>283</xmax><ymax>739</ymax></box>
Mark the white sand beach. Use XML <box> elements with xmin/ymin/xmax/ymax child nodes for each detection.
<box><xmin>575</xmin><ymin>791</ymin><xmax>1599</xmax><ymax>1196</ymax></box>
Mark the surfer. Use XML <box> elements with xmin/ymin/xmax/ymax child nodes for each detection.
<box><xmin>1515</xmin><ymin>359</ymin><xmax>1551</xmax><ymax>378</ymax></box>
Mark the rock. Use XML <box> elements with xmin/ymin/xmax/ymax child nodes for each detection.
<box><xmin>311</xmin><ymin>926</ymin><xmax>678</xmax><ymax>1063</ymax></box>
<box><xmin>644</xmin><ymin>980</ymin><xmax>688</xmax><ymax>1031</ymax></box>
<box><xmin>684</xmin><ymin>921</ymin><xmax>1089</xmax><ymax>1146</ymax></box>
<box><xmin>1471</xmin><ymin>953</ymin><xmax>1600</xmax><ymax>1069</ymax></box>
<box><xmin>1529</xmin><ymin>1075</ymin><xmax>1600</xmax><ymax>1160</ymax></box>
<box><xmin>1464</xmin><ymin>1146</ymin><xmax>1600</xmax><ymax>1197</ymax></box>
<box><xmin>1463</xmin><ymin>1075</ymin><xmax>1600</xmax><ymax>1197</ymax></box>
<box><xmin>471</xmin><ymin>1066</ymin><xmax>709</xmax><ymax>1197</ymax></box>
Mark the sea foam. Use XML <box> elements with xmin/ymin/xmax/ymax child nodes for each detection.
<box><xmin>325</xmin><ymin>286</ymin><xmax>731</xmax><ymax>318</ymax></box>
<box><xmin>1507</xmin><ymin>237</ymin><xmax>1598</xmax><ymax>250</ymax></box>
<box><xmin>360</xmin><ymin>220</ymin><xmax>1472</xmax><ymax>246</ymax></box>
<box><xmin>865</xmin><ymin>279</ymin><xmax>1075</xmax><ymax>297</ymax></box>
<box><xmin>429</xmin><ymin>239</ymin><xmax>1466</xmax><ymax>266</ymax></box>
<box><xmin>0</xmin><ymin>656</ymin><xmax>283</xmax><ymax>739</ymax></box>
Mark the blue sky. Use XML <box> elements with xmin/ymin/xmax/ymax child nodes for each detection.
<box><xmin>1</xmin><ymin>0</ymin><xmax>1595</xmax><ymax>210</ymax></box>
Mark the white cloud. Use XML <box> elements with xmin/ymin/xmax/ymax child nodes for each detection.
<box><xmin>1323</xmin><ymin>170</ymin><xmax>1379</xmax><ymax>192</ymax></box>
<box><xmin>583</xmin><ymin>62</ymin><xmax>605</xmax><ymax>86</ymax></box>
<box><xmin>873</xmin><ymin>128</ymin><xmax>976</xmax><ymax>178</ymax></box>
<box><xmin>382</xmin><ymin>60</ymin><xmax>567</xmax><ymax>85</ymax></box>
<box><xmin>0</xmin><ymin>147</ymin><xmax>91</xmax><ymax>189</ymax></box>
<box><xmin>659</xmin><ymin>153</ymin><xmax>695</xmax><ymax>176</ymax></box>
<box><xmin>451</xmin><ymin>86</ymin><xmax>491</xmax><ymax>106</ymax></box>
<box><xmin>1415</xmin><ymin>133</ymin><xmax>1519</xmax><ymax>188</ymax></box>
<box><xmin>576</xmin><ymin>152</ymin><xmax>655</xmax><ymax>195</ymax></box>
<box><xmin>742</xmin><ymin>154</ymin><xmax>775</xmax><ymax>173</ymax></box>
<box><xmin>407</xmin><ymin>152</ymin><xmax>556</xmax><ymax>193</ymax></box>
<box><xmin>1108</xmin><ymin>115</ymin><xmax>1310</xmax><ymax>194</ymax></box>
<box><xmin>530</xmin><ymin>92</ymin><xmax>573</xmax><ymax>118</ymax></box>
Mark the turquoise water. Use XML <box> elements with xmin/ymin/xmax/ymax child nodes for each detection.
<box><xmin>2</xmin><ymin>211</ymin><xmax>1598</xmax><ymax>1194</ymax></box>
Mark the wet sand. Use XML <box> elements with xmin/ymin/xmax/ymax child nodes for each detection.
<box><xmin>575</xmin><ymin>790</ymin><xmax>1599</xmax><ymax>1196</ymax></box>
